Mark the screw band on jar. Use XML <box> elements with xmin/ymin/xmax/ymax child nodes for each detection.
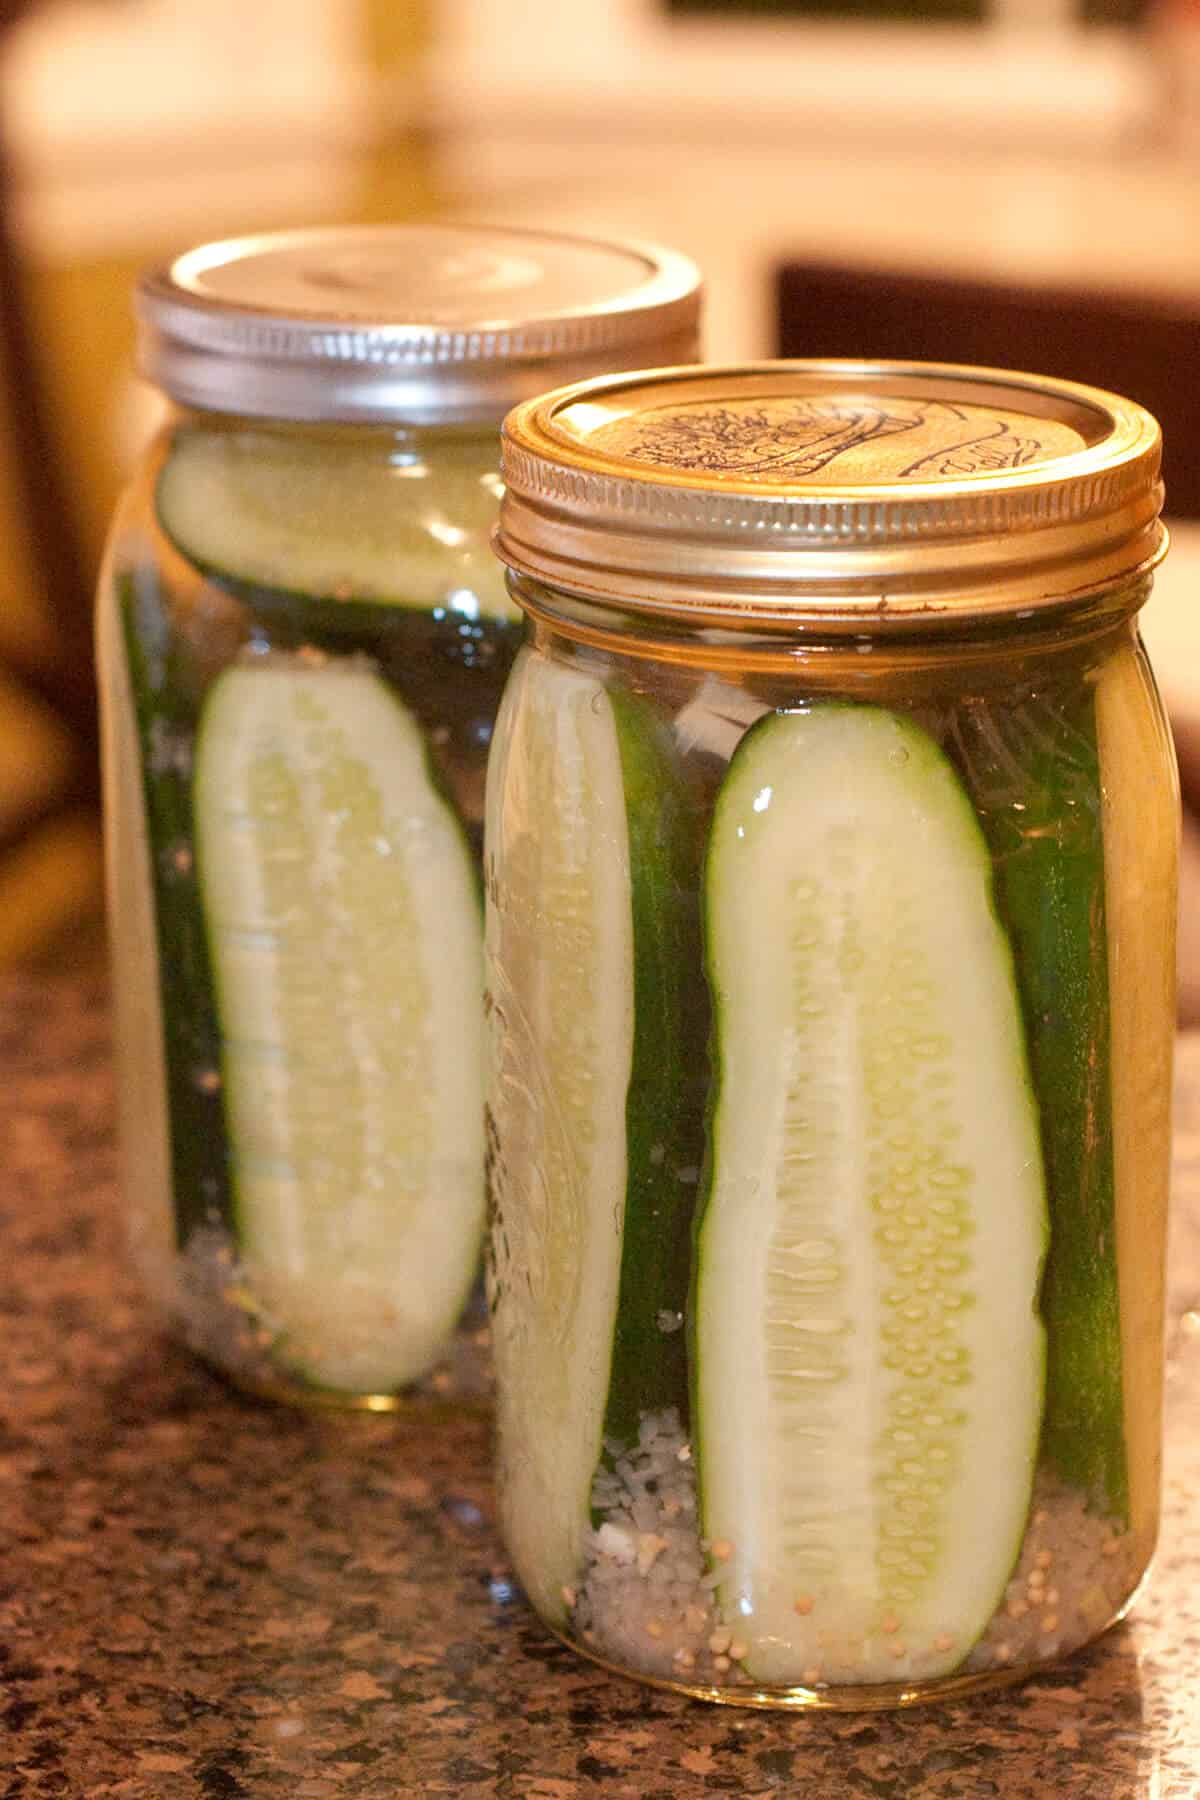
<box><xmin>137</xmin><ymin>224</ymin><xmax>703</xmax><ymax>424</ymax></box>
<box><xmin>496</xmin><ymin>361</ymin><xmax>1165</xmax><ymax>625</ymax></box>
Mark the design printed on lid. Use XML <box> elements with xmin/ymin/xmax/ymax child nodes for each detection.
<box><xmin>585</xmin><ymin>395</ymin><xmax>1088</xmax><ymax>486</ymax></box>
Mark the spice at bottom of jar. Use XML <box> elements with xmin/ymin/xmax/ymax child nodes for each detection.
<box><xmin>561</xmin><ymin>1411</ymin><xmax>1141</xmax><ymax>1701</ymax></box>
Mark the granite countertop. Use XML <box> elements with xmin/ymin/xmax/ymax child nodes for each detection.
<box><xmin>3</xmin><ymin>973</ymin><xmax>1200</xmax><ymax>1800</ymax></box>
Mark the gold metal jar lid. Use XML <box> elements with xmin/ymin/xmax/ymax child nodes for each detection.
<box><xmin>496</xmin><ymin>361</ymin><xmax>1166</xmax><ymax>627</ymax></box>
<box><xmin>136</xmin><ymin>225</ymin><xmax>702</xmax><ymax>426</ymax></box>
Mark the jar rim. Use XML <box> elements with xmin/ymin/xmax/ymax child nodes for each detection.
<box><xmin>496</xmin><ymin>360</ymin><xmax>1165</xmax><ymax>627</ymax></box>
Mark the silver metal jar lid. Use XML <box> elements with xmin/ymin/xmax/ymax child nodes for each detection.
<box><xmin>136</xmin><ymin>224</ymin><xmax>702</xmax><ymax>426</ymax></box>
<box><xmin>496</xmin><ymin>360</ymin><xmax>1166</xmax><ymax>628</ymax></box>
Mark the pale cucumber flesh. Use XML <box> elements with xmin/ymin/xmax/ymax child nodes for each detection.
<box><xmin>484</xmin><ymin>650</ymin><xmax>634</xmax><ymax>1623</ymax></box>
<box><xmin>696</xmin><ymin>705</ymin><xmax>1048</xmax><ymax>1686</ymax></box>
<box><xmin>194</xmin><ymin>654</ymin><xmax>485</xmax><ymax>1393</ymax></box>
<box><xmin>156</xmin><ymin>428</ymin><xmax>518</xmax><ymax>620</ymax></box>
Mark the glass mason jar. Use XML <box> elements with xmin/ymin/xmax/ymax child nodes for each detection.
<box><xmin>484</xmin><ymin>362</ymin><xmax>1178</xmax><ymax>1707</ymax></box>
<box><xmin>96</xmin><ymin>225</ymin><xmax>701</xmax><ymax>1408</ymax></box>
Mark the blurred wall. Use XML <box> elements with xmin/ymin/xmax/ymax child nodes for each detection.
<box><xmin>427</xmin><ymin>0</ymin><xmax>1171</xmax><ymax>359</ymax></box>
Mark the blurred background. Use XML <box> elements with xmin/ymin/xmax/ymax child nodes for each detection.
<box><xmin>2</xmin><ymin>0</ymin><xmax>1199</xmax><ymax>995</ymax></box>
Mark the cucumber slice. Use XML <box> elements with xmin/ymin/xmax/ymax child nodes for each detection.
<box><xmin>696</xmin><ymin>705</ymin><xmax>1047</xmax><ymax>1687</ymax></box>
<box><xmin>955</xmin><ymin>684</ymin><xmax>1126</xmax><ymax>1518</ymax></box>
<box><xmin>674</xmin><ymin>674</ymin><xmax>771</xmax><ymax>764</ymax></box>
<box><xmin>194</xmin><ymin>652</ymin><xmax>485</xmax><ymax>1393</ymax></box>
<box><xmin>156</xmin><ymin>427</ymin><xmax>518</xmax><ymax>624</ymax></box>
<box><xmin>114</xmin><ymin>570</ymin><xmax>233</xmax><ymax>1246</ymax></box>
<box><xmin>1097</xmin><ymin>641</ymin><xmax>1178</xmax><ymax>1549</ymax></box>
<box><xmin>98</xmin><ymin>571</ymin><xmax>176</xmax><ymax>1297</ymax></box>
<box><xmin>602</xmin><ymin>688</ymin><xmax>708</xmax><ymax>1452</ymax></box>
<box><xmin>484</xmin><ymin>651</ymin><xmax>635</xmax><ymax>1622</ymax></box>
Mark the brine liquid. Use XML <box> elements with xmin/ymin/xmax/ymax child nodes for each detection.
<box><xmin>100</xmin><ymin>433</ymin><xmax>522</xmax><ymax>1407</ymax></box>
<box><xmin>485</xmin><ymin>617</ymin><xmax>1176</xmax><ymax>1705</ymax></box>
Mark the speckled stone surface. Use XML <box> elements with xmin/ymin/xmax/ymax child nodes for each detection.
<box><xmin>2</xmin><ymin>971</ymin><xmax>1199</xmax><ymax>1800</ymax></box>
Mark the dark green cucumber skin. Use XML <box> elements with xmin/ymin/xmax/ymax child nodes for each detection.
<box><xmin>118</xmin><ymin>531</ymin><xmax>522</xmax><ymax>1257</ymax></box>
<box><xmin>600</xmin><ymin>690</ymin><xmax>710</xmax><ymax>1454</ymax></box>
<box><xmin>117</xmin><ymin>568</ymin><xmax>232</xmax><ymax>1247</ymax></box>
<box><xmin>952</xmin><ymin>682</ymin><xmax>1127</xmax><ymax>1521</ymax></box>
